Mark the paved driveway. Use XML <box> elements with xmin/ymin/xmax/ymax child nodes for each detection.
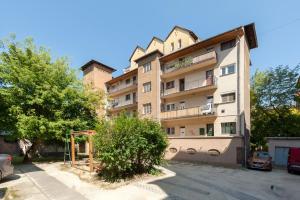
<box><xmin>1</xmin><ymin>162</ymin><xmax>300</xmax><ymax>200</ymax></box>
<box><xmin>150</xmin><ymin>162</ymin><xmax>300</xmax><ymax>200</ymax></box>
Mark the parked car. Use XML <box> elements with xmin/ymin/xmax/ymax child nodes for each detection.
<box><xmin>247</xmin><ymin>151</ymin><xmax>272</xmax><ymax>171</ymax></box>
<box><xmin>287</xmin><ymin>147</ymin><xmax>300</xmax><ymax>174</ymax></box>
<box><xmin>0</xmin><ymin>154</ymin><xmax>14</xmax><ymax>181</ymax></box>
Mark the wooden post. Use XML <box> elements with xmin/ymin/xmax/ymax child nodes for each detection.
<box><xmin>88</xmin><ymin>135</ymin><xmax>94</xmax><ymax>172</ymax></box>
<box><xmin>71</xmin><ymin>131</ymin><xmax>75</xmax><ymax>167</ymax></box>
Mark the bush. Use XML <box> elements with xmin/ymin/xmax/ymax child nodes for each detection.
<box><xmin>93</xmin><ymin>114</ymin><xmax>168</xmax><ymax>181</ymax></box>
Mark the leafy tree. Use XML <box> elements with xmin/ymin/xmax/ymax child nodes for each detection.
<box><xmin>251</xmin><ymin>65</ymin><xmax>300</xmax><ymax>146</ymax></box>
<box><xmin>93</xmin><ymin>114</ymin><xmax>168</xmax><ymax>181</ymax></box>
<box><xmin>0</xmin><ymin>36</ymin><xmax>103</xmax><ymax>161</ymax></box>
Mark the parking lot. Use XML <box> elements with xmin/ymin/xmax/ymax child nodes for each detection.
<box><xmin>1</xmin><ymin>162</ymin><xmax>300</xmax><ymax>200</ymax></box>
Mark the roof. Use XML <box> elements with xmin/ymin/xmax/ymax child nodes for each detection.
<box><xmin>160</xmin><ymin>23</ymin><xmax>258</xmax><ymax>63</ymax></box>
<box><xmin>80</xmin><ymin>59</ymin><xmax>116</xmax><ymax>72</ymax></box>
<box><xmin>134</xmin><ymin>49</ymin><xmax>164</xmax><ymax>63</ymax></box>
<box><xmin>106</xmin><ymin>68</ymin><xmax>138</xmax><ymax>85</ymax></box>
<box><xmin>128</xmin><ymin>46</ymin><xmax>145</xmax><ymax>61</ymax></box>
<box><xmin>146</xmin><ymin>36</ymin><xmax>164</xmax><ymax>50</ymax></box>
<box><xmin>165</xmin><ymin>25</ymin><xmax>198</xmax><ymax>41</ymax></box>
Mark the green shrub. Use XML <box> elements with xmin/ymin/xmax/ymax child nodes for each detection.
<box><xmin>93</xmin><ymin>114</ymin><xmax>168</xmax><ymax>181</ymax></box>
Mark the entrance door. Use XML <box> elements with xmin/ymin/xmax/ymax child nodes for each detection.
<box><xmin>179</xmin><ymin>79</ymin><xmax>185</xmax><ymax>91</ymax></box>
<box><xmin>275</xmin><ymin>147</ymin><xmax>289</xmax><ymax>166</ymax></box>
<box><xmin>206</xmin><ymin>124</ymin><xmax>214</xmax><ymax>136</ymax></box>
<box><xmin>180</xmin><ymin>126</ymin><xmax>185</xmax><ymax>136</ymax></box>
<box><xmin>179</xmin><ymin>101</ymin><xmax>185</xmax><ymax>110</ymax></box>
<box><xmin>206</xmin><ymin>70</ymin><xmax>213</xmax><ymax>86</ymax></box>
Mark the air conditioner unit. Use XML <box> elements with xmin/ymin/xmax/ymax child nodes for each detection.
<box><xmin>202</xmin><ymin>103</ymin><xmax>213</xmax><ymax>115</ymax></box>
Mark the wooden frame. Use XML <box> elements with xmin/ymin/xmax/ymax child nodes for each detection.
<box><xmin>70</xmin><ymin>130</ymin><xmax>96</xmax><ymax>172</ymax></box>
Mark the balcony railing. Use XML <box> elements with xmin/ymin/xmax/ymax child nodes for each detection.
<box><xmin>161</xmin><ymin>76</ymin><xmax>217</xmax><ymax>97</ymax></box>
<box><xmin>162</xmin><ymin>51</ymin><xmax>217</xmax><ymax>74</ymax></box>
<box><xmin>108</xmin><ymin>81</ymin><xmax>137</xmax><ymax>93</ymax></box>
<box><xmin>161</xmin><ymin>103</ymin><xmax>216</xmax><ymax>120</ymax></box>
<box><xmin>108</xmin><ymin>99</ymin><xmax>137</xmax><ymax>109</ymax></box>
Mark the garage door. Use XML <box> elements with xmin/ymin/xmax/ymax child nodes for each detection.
<box><xmin>275</xmin><ymin>147</ymin><xmax>289</xmax><ymax>166</ymax></box>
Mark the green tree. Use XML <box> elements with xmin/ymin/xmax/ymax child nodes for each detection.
<box><xmin>93</xmin><ymin>114</ymin><xmax>168</xmax><ymax>181</ymax></box>
<box><xmin>251</xmin><ymin>65</ymin><xmax>300</xmax><ymax>146</ymax></box>
<box><xmin>0</xmin><ymin>36</ymin><xmax>103</xmax><ymax>161</ymax></box>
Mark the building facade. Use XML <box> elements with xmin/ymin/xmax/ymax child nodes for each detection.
<box><xmin>81</xmin><ymin>24</ymin><xmax>258</xmax><ymax>166</ymax></box>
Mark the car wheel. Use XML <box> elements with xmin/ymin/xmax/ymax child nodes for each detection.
<box><xmin>288</xmin><ymin>167</ymin><xmax>293</xmax><ymax>174</ymax></box>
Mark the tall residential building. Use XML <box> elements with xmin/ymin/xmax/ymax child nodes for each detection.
<box><xmin>81</xmin><ymin>23</ymin><xmax>258</xmax><ymax>166</ymax></box>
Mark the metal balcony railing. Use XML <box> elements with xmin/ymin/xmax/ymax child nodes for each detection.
<box><xmin>162</xmin><ymin>51</ymin><xmax>217</xmax><ymax>74</ymax></box>
<box><xmin>161</xmin><ymin>103</ymin><xmax>216</xmax><ymax>120</ymax></box>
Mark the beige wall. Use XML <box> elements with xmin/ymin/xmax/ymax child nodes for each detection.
<box><xmin>165</xmin><ymin>137</ymin><xmax>244</xmax><ymax>166</ymax></box>
<box><xmin>129</xmin><ymin>48</ymin><xmax>145</xmax><ymax>71</ymax></box>
<box><xmin>164</xmin><ymin>28</ymin><xmax>196</xmax><ymax>55</ymax></box>
<box><xmin>83</xmin><ymin>64</ymin><xmax>113</xmax><ymax>92</ymax></box>
<box><xmin>137</xmin><ymin>54</ymin><xmax>161</xmax><ymax>120</ymax></box>
<box><xmin>146</xmin><ymin>39</ymin><xmax>164</xmax><ymax>54</ymax></box>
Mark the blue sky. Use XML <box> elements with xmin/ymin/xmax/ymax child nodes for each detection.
<box><xmin>1</xmin><ymin>0</ymin><xmax>300</xmax><ymax>77</ymax></box>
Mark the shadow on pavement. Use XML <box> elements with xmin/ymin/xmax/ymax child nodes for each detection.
<box><xmin>0</xmin><ymin>187</ymin><xmax>7</xmax><ymax>199</ymax></box>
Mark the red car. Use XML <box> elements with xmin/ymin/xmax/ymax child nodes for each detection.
<box><xmin>287</xmin><ymin>147</ymin><xmax>300</xmax><ymax>174</ymax></box>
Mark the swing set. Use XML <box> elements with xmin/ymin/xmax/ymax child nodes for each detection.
<box><xmin>64</xmin><ymin>130</ymin><xmax>96</xmax><ymax>172</ymax></box>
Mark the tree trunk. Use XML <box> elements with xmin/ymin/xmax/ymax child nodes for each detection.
<box><xmin>22</xmin><ymin>140</ymin><xmax>41</xmax><ymax>163</ymax></box>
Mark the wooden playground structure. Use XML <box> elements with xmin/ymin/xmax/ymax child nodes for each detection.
<box><xmin>69</xmin><ymin>130</ymin><xmax>96</xmax><ymax>172</ymax></box>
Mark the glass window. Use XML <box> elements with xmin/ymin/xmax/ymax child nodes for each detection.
<box><xmin>171</xmin><ymin>42</ymin><xmax>174</xmax><ymax>51</ymax></box>
<box><xmin>221</xmin><ymin>64</ymin><xmax>235</xmax><ymax>76</ymax></box>
<box><xmin>125</xmin><ymin>79</ymin><xmax>130</xmax><ymax>84</ymax></box>
<box><xmin>143</xmin><ymin>82</ymin><xmax>151</xmax><ymax>93</ymax></box>
<box><xmin>178</xmin><ymin>39</ymin><xmax>182</xmax><ymax>49</ymax></box>
<box><xmin>199</xmin><ymin>128</ymin><xmax>205</xmax><ymax>136</ymax></box>
<box><xmin>221</xmin><ymin>122</ymin><xmax>236</xmax><ymax>134</ymax></box>
<box><xmin>166</xmin><ymin>104</ymin><xmax>176</xmax><ymax>111</ymax></box>
<box><xmin>166</xmin><ymin>127</ymin><xmax>175</xmax><ymax>135</ymax></box>
<box><xmin>221</xmin><ymin>39</ymin><xmax>236</xmax><ymax>51</ymax></box>
<box><xmin>143</xmin><ymin>103</ymin><xmax>151</xmax><ymax>114</ymax></box>
<box><xmin>206</xmin><ymin>124</ymin><xmax>214</xmax><ymax>136</ymax></box>
<box><xmin>221</xmin><ymin>93</ymin><xmax>236</xmax><ymax>103</ymax></box>
<box><xmin>133</xmin><ymin>76</ymin><xmax>137</xmax><ymax>83</ymax></box>
<box><xmin>143</xmin><ymin>62</ymin><xmax>151</xmax><ymax>73</ymax></box>
<box><xmin>166</xmin><ymin>81</ymin><xmax>175</xmax><ymax>89</ymax></box>
<box><xmin>125</xmin><ymin>94</ymin><xmax>131</xmax><ymax>101</ymax></box>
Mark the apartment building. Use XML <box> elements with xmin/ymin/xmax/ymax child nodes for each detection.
<box><xmin>81</xmin><ymin>23</ymin><xmax>258</xmax><ymax>166</ymax></box>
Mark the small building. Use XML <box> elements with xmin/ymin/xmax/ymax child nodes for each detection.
<box><xmin>266</xmin><ymin>137</ymin><xmax>300</xmax><ymax>166</ymax></box>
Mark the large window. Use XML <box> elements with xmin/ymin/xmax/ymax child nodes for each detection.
<box><xmin>221</xmin><ymin>93</ymin><xmax>236</xmax><ymax>103</ymax></box>
<box><xmin>166</xmin><ymin>81</ymin><xmax>175</xmax><ymax>89</ymax></box>
<box><xmin>143</xmin><ymin>82</ymin><xmax>151</xmax><ymax>93</ymax></box>
<box><xmin>143</xmin><ymin>103</ymin><xmax>151</xmax><ymax>114</ymax></box>
<box><xmin>143</xmin><ymin>62</ymin><xmax>151</xmax><ymax>73</ymax></box>
<box><xmin>221</xmin><ymin>39</ymin><xmax>236</xmax><ymax>51</ymax></box>
<box><xmin>221</xmin><ymin>122</ymin><xmax>236</xmax><ymax>134</ymax></box>
<box><xmin>125</xmin><ymin>78</ymin><xmax>131</xmax><ymax>85</ymax></box>
<box><xmin>221</xmin><ymin>64</ymin><xmax>235</xmax><ymax>76</ymax></box>
<box><xmin>166</xmin><ymin>127</ymin><xmax>175</xmax><ymax>135</ymax></box>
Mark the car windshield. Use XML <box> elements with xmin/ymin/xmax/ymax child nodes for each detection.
<box><xmin>254</xmin><ymin>152</ymin><xmax>269</xmax><ymax>158</ymax></box>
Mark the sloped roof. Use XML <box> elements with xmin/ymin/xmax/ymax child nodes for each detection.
<box><xmin>165</xmin><ymin>25</ymin><xmax>198</xmax><ymax>41</ymax></box>
<box><xmin>145</xmin><ymin>36</ymin><xmax>164</xmax><ymax>50</ymax></box>
<box><xmin>128</xmin><ymin>45</ymin><xmax>145</xmax><ymax>61</ymax></box>
<box><xmin>80</xmin><ymin>59</ymin><xmax>116</xmax><ymax>72</ymax></box>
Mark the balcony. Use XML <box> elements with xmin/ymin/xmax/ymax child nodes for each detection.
<box><xmin>161</xmin><ymin>76</ymin><xmax>217</xmax><ymax>99</ymax></box>
<box><xmin>108</xmin><ymin>82</ymin><xmax>137</xmax><ymax>97</ymax></box>
<box><xmin>161</xmin><ymin>103</ymin><xmax>217</xmax><ymax>121</ymax></box>
<box><xmin>161</xmin><ymin>51</ymin><xmax>217</xmax><ymax>79</ymax></box>
<box><xmin>108</xmin><ymin>99</ymin><xmax>137</xmax><ymax>112</ymax></box>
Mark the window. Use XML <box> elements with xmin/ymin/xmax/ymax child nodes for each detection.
<box><xmin>221</xmin><ymin>64</ymin><xmax>235</xmax><ymax>76</ymax></box>
<box><xmin>221</xmin><ymin>93</ymin><xmax>235</xmax><ymax>103</ymax></box>
<box><xmin>143</xmin><ymin>62</ymin><xmax>151</xmax><ymax>73</ymax></box>
<box><xmin>221</xmin><ymin>122</ymin><xmax>236</xmax><ymax>134</ymax></box>
<box><xmin>166</xmin><ymin>104</ymin><xmax>176</xmax><ymax>111</ymax></box>
<box><xmin>199</xmin><ymin>128</ymin><xmax>205</xmax><ymax>136</ymax></box>
<box><xmin>166</xmin><ymin>127</ymin><xmax>175</xmax><ymax>135</ymax></box>
<box><xmin>206</xmin><ymin>124</ymin><xmax>214</xmax><ymax>136</ymax></box>
<box><xmin>125</xmin><ymin>94</ymin><xmax>131</xmax><ymax>101</ymax></box>
<box><xmin>143</xmin><ymin>82</ymin><xmax>151</xmax><ymax>93</ymax></box>
<box><xmin>143</xmin><ymin>103</ymin><xmax>151</xmax><ymax>114</ymax></box>
<box><xmin>166</xmin><ymin>81</ymin><xmax>175</xmax><ymax>89</ymax></box>
<box><xmin>133</xmin><ymin>76</ymin><xmax>137</xmax><ymax>83</ymax></box>
<box><xmin>125</xmin><ymin>78</ymin><xmax>130</xmax><ymax>84</ymax></box>
<box><xmin>221</xmin><ymin>39</ymin><xmax>236</xmax><ymax>51</ymax></box>
<box><xmin>171</xmin><ymin>42</ymin><xmax>174</xmax><ymax>51</ymax></box>
<box><xmin>178</xmin><ymin>39</ymin><xmax>182</xmax><ymax>49</ymax></box>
